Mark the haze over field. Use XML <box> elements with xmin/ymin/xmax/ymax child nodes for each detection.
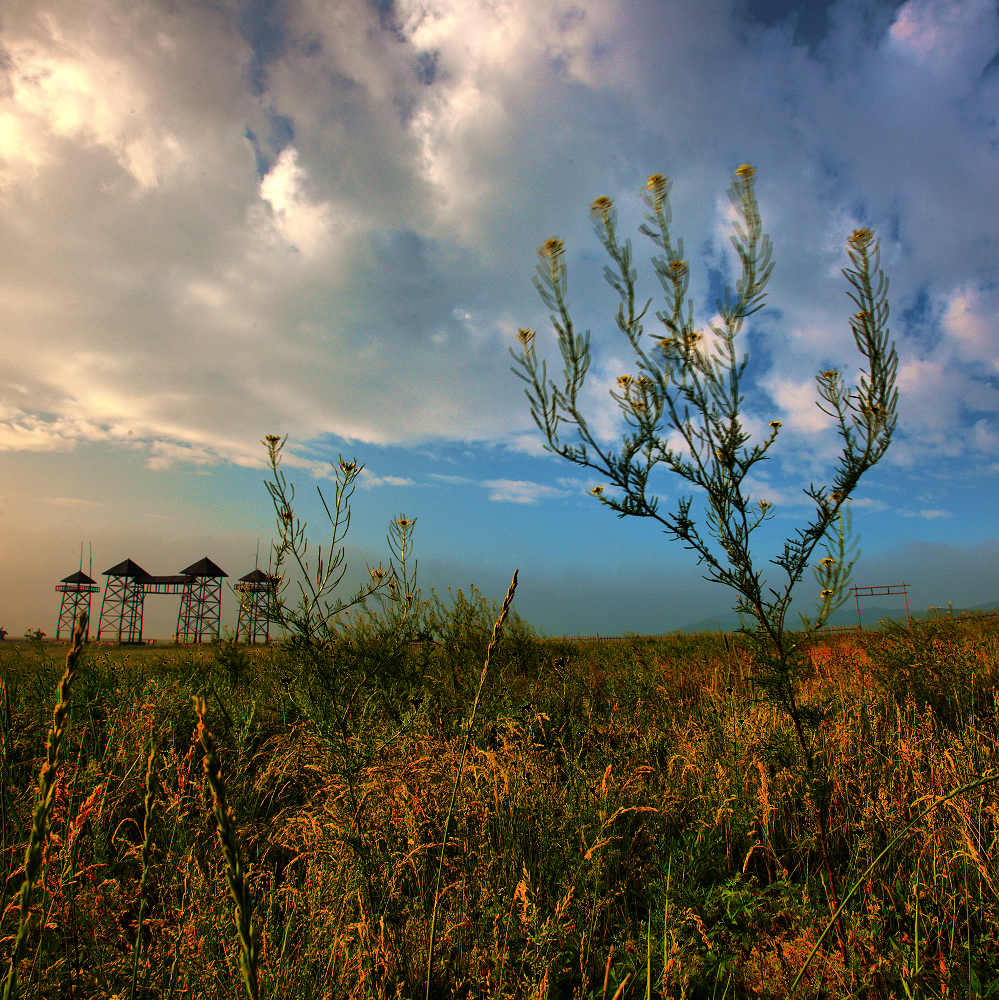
<box><xmin>1</xmin><ymin>0</ymin><xmax>998</xmax><ymax>638</ymax></box>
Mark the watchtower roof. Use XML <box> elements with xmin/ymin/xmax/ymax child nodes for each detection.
<box><xmin>60</xmin><ymin>570</ymin><xmax>98</xmax><ymax>585</ymax></box>
<box><xmin>179</xmin><ymin>557</ymin><xmax>228</xmax><ymax>578</ymax></box>
<box><xmin>238</xmin><ymin>568</ymin><xmax>274</xmax><ymax>583</ymax></box>
<box><xmin>103</xmin><ymin>558</ymin><xmax>152</xmax><ymax>578</ymax></box>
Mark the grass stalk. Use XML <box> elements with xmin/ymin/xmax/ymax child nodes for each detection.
<box><xmin>194</xmin><ymin>696</ymin><xmax>260</xmax><ymax>1000</ymax></box>
<box><xmin>165</xmin><ymin>855</ymin><xmax>192</xmax><ymax>1000</ymax></box>
<box><xmin>791</xmin><ymin>769</ymin><xmax>999</xmax><ymax>993</ymax></box>
<box><xmin>424</xmin><ymin>569</ymin><xmax>518</xmax><ymax>1000</ymax></box>
<box><xmin>0</xmin><ymin>676</ymin><xmax>12</xmax><ymax>855</ymax></box>
<box><xmin>129</xmin><ymin>737</ymin><xmax>157</xmax><ymax>1000</ymax></box>
<box><xmin>1</xmin><ymin>611</ymin><xmax>87</xmax><ymax>1000</ymax></box>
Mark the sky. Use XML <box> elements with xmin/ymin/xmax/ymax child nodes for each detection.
<box><xmin>1</xmin><ymin>0</ymin><xmax>998</xmax><ymax>640</ymax></box>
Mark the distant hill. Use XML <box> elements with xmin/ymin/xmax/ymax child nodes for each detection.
<box><xmin>676</xmin><ymin>599</ymin><xmax>999</xmax><ymax>636</ymax></box>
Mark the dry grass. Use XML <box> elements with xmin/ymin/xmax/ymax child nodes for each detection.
<box><xmin>0</xmin><ymin>610</ymin><xmax>997</xmax><ymax>998</ymax></box>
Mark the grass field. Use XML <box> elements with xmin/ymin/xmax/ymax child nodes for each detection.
<box><xmin>1</xmin><ymin>604</ymin><xmax>997</xmax><ymax>999</ymax></box>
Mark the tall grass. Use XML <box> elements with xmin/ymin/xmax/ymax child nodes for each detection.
<box><xmin>0</xmin><ymin>610</ymin><xmax>997</xmax><ymax>997</ymax></box>
<box><xmin>2</xmin><ymin>611</ymin><xmax>87</xmax><ymax>1000</ymax></box>
<box><xmin>425</xmin><ymin>569</ymin><xmax>518</xmax><ymax>1000</ymax></box>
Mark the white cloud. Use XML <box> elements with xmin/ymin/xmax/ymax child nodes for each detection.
<box><xmin>429</xmin><ymin>473</ymin><xmax>476</xmax><ymax>485</ymax></box>
<box><xmin>503</xmin><ymin>432</ymin><xmax>549</xmax><ymax>457</ymax></box>
<box><xmin>555</xmin><ymin>475</ymin><xmax>591</xmax><ymax>492</ymax></box>
<box><xmin>484</xmin><ymin>479</ymin><xmax>566</xmax><ymax>504</ymax></box>
<box><xmin>886</xmin><ymin>0</ymin><xmax>998</xmax><ymax>87</ymax></box>
<box><xmin>762</xmin><ymin>375</ymin><xmax>836</xmax><ymax>435</ymax></box>
<box><xmin>0</xmin><ymin>409</ymin><xmax>104</xmax><ymax>452</ymax></box>
<box><xmin>258</xmin><ymin>147</ymin><xmax>336</xmax><ymax>256</ymax></box>
<box><xmin>970</xmin><ymin>418</ymin><xmax>999</xmax><ymax>454</ymax></box>
<box><xmin>0</xmin><ymin>0</ymin><xmax>994</xmax><ymax>493</ymax></box>
<box><xmin>848</xmin><ymin>497</ymin><xmax>891</xmax><ymax>512</ymax></box>
<box><xmin>146</xmin><ymin>440</ymin><xmax>219</xmax><ymax>471</ymax></box>
<box><xmin>940</xmin><ymin>282</ymin><xmax>999</xmax><ymax>371</ymax></box>
<box><xmin>358</xmin><ymin>469</ymin><xmax>417</xmax><ymax>489</ymax></box>
<box><xmin>44</xmin><ymin>496</ymin><xmax>102</xmax><ymax>508</ymax></box>
<box><xmin>901</xmin><ymin>507</ymin><xmax>954</xmax><ymax>519</ymax></box>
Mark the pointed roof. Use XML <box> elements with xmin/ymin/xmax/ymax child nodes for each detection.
<box><xmin>179</xmin><ymin>556</ymin><xmax>228</xmax><ymax>578</ymax></box>
<box><xmin>238</xmin><ymin>568</ymin><xmax>275</xmax><ymax>583</ymax></box>
<box><xmin>103</xmin><ymin>558</ymin><xmax>151</xmax><ymax>578</ymax></box>
<box><xmin>60</xmin><ymin>570</ymin><xmax>98</xmax><ymax>585</ymax></box>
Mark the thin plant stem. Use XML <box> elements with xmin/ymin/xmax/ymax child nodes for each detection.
<box><xmin>1</xmin><ymin>611</ymin><xmax>87</xmax><ymax>1000</ymax></box>
<box><xmin>194</xmin><ymin>696</ymin><xmax>260</xmax><ymax>1000</ymax></box>
<box><xmin>129</xmin><ymin>737</ymin><xmax>157</xmax><ymax>1000</ymax></box>
<box><xmin>424</xmin><ymin>569</ymin><xmax>519</xmax><ymax>1000</ymax></box>
<box><xmin>791</xmin><ymin>770</ymin><xmax>999</xmax><ymax>993</ymax></box>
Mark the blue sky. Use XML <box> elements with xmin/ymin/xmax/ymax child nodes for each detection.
<box><xmin>1</xmin><ymin>0</ymin><xmax>997</xmax><ymax>639</ymax></box>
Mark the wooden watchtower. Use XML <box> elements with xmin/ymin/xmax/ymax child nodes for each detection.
<box><xmin>176</xmin><ymin>557</ymin><xmax>228</xmax><ymax>643</ymax></box>
<box><xmin>97</xmin><ymin>559</ymin><xmax>152</xmax><ymax>643</ymax></box>
<box><xmin>55</xmin><ymin>570</ymin><xmax>99</xmax><ymax>640</ymax></box>
<box><xmin>234</xmin><ymin>568</ymin><xmax>278</xmax><ymax>645</ymax></box>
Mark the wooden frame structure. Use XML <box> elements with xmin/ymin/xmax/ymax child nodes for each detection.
<box><xmin>55</xmin><ymin>570</ymin><xmax>100</xmax><ymax>640</ymax></box>
<box><xmin>234</xmin><ymin>568</ymin><xmax>279</xmax><ymax>645</ymax></box>
<box><xmin>95</xmin><ymin>556</ymin><xmax>228</xmax><ymax>644</ymax></box>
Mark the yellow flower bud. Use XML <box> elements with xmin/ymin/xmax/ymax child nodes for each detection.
<box><xmin>735</xmin><ymin>163</ymin><xmax>755</xmax><ymax>179</ymax></box>
<box><xmin>539</xmin><ymin>238</ymin><xmax>565</xmax><ymax>260</ymax></box>
<box><xmin>848</xmin><ymin>228</ymin><xmax>874</xmax><ymax>250</ymax></box>
<box><xmin>517</xmin><ymin>328</ymin><xmax>535</xmax><ymax>348</ymax></box>
<box><xmin>590</xmin><ymin>196</ymin><xmax>614</xmax><ymax>219</ymax></box>
<box><xmin>646</xmin><ymin>174</ymin><xmax>669</xmax><ymax>197</ymax></box>
<box><xmin>646</xmin><ymin>174</ymin><xmax>669</xmax><ymax>209</ymax></box>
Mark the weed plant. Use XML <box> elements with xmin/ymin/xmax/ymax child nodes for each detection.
<box><xmin>511</xmin><ymin>163</ymin><xmax>902</xmax><ymax>972</ymax></box>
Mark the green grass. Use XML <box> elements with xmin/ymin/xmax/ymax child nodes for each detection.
<box><xmin>0</xmin><ymin>608</ymin><xmax>997</xmax><ymax>998</ymax></box>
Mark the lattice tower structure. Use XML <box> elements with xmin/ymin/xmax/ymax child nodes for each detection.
<box><xmin>235</xmin><ymin>568</ymin><xmax>278</xmax><ymax>644</ymax></box>
<box><xmin>176</xmin><ymin>557</ymin><xmax>228</xmax><ymax>643</ymax></box>
<box><xmin>97</xmin><ymin>559</ymin><xmax>153</xmax><ymax>644</ymax></box>
<box><xmin>55</xmin><ymin>570</ymin><xmax>99</xmax><ymax>640</ymax></box>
